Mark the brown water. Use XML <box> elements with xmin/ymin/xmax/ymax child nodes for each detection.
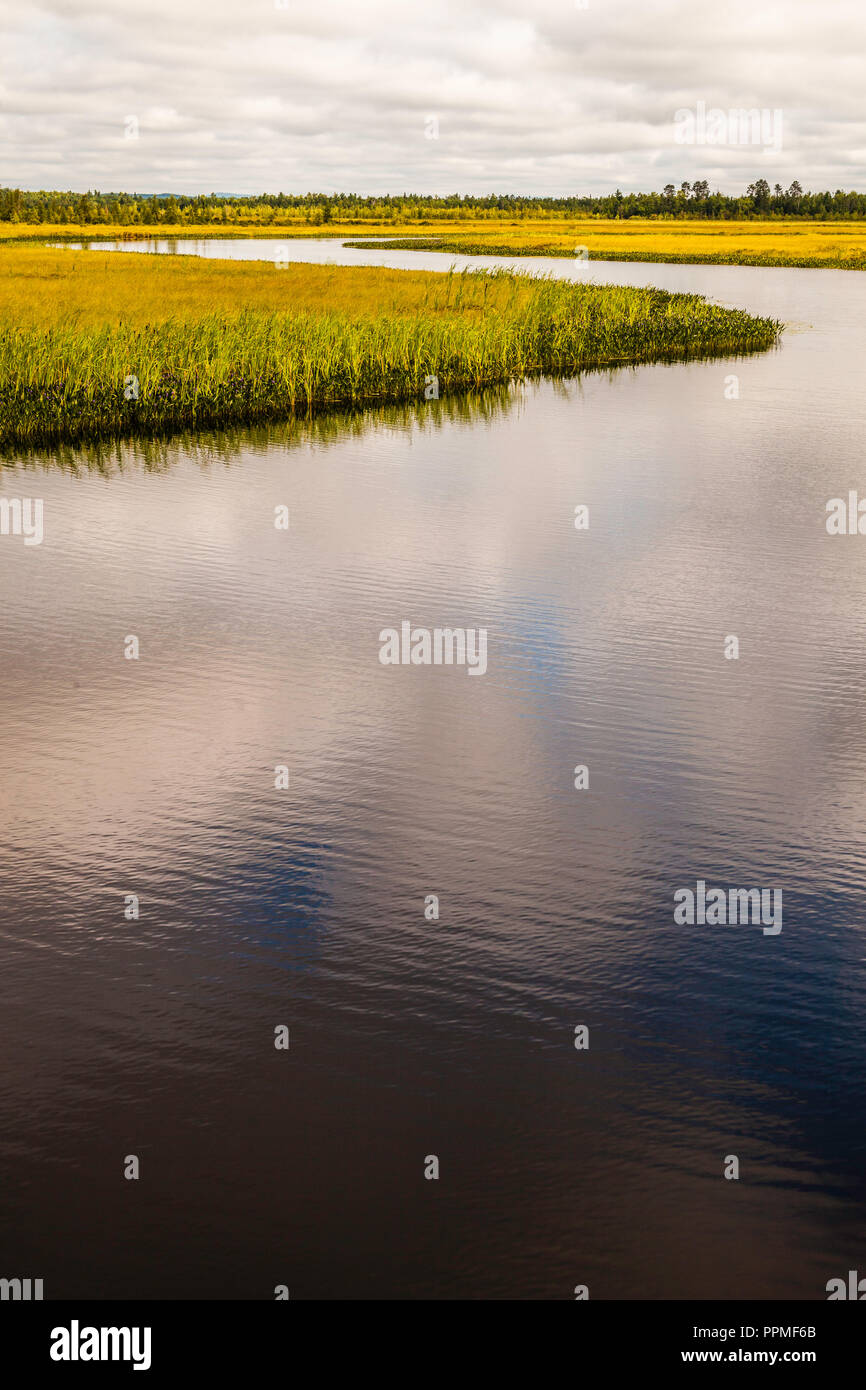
<box><xmin>1</xmin><ymin>241</ymin><xmax>865</xmax><ymax>1299</ymax></box>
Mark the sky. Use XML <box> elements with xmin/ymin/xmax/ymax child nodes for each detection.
<box><xmin>1</xmin><ymin>0</ymin><xmax>865</xmax><ymax>197</ymax></box>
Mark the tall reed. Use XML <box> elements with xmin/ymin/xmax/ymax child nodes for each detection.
<box><xmin>0</xmin><ymin>270</ymin><xmax>781</xmax><ymax>448</ymax></box>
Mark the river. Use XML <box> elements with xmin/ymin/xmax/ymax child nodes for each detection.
<box><xmin>1</xmin><ymin>237</ymin><xmax>864</xmax><ymax>1298</ymax></box>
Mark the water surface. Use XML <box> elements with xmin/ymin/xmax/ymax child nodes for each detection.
<box><xmin>1</xmin><ymin>239</ymin><xmax>865</xmax><ymax>1298</ymax></box>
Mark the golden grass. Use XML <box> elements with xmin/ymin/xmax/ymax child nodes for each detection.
<box><xmin>4</xmin><ymin>216</ymin><xmax>866</xmax><ymax>267</ymax></box>
<box><xmin>0</xmin><ymin>242</ymin><xmax>782</xmax><ymax>450</ymax></box>
<box><xmin>0</xmin><ymin>243</ymin><xmax>537</xmax><ymax>328</ymax></box>
<box><xmin>344</xmin><ymin>219</ymin><xmax>866</xmax><ymax>269</ymax></box>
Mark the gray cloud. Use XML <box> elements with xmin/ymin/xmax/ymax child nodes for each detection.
<box><xmin>1</xmin><ymin>0</ymin><xmax>864</xmax><ymax>194</ymax></box>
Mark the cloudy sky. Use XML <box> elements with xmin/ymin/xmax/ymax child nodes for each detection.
<box><xmin>1</xmin><ymin>0</ymin><xmax>864</xmax><ymax>196</ymax></box>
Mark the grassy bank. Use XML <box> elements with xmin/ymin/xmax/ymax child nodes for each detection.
<box><xmin>4</xmin><ymin>215</ymin><xmax>866</xmax><ymax>268</ymax></box>
<box><xmin>0</xmin><ymin>244</ymin><xmax>781</xmax><ymax>450</ymax></box>
<box><xmin>342</xmin><ymin>219</ymin><xmax>866</xmax><ymax>270</ymax></box>
<box><xmin>345</xmin><ymin>235</ymin><xmax>866</xmax><ymax>270</ymax></box>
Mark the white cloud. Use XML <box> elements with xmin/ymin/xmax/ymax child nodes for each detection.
<box><xmin>0</xmin><ymin>0</ymin><xmax>864</xmax><ymax>194</ymax></box>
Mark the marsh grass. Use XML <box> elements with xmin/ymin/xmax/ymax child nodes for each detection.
<box><xmin>5</xmin><ymin>216</ymin><xmax>866</xmax><ymax>269</ymax></box>
<box><xmin>344</xmin><ymin>235</ymin><xmax>866</xmax><ymax>270</ymax></box>
<box><xmin>0</xmin><ymin>248</ymin><xmax>781</xmax><ymax>449</ymax></box>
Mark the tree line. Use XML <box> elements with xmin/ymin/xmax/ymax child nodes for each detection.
<box><xmin>2</xmin><ymin>180</ymin><xmax>866</xmax><ymax>224</ymax></box>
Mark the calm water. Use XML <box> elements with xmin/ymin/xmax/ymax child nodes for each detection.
<box><xmin>2</xmin><ymin>239</ymin><xmax>865</xmax><ymax>1299</ymax></box>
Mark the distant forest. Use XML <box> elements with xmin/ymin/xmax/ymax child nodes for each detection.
<box><xmin>2</xmin><ymin>180</ymin><xmax>866</xmax><ymax>224</ymax></box>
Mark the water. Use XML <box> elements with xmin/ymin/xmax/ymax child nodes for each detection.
<box><xmin>2</xmin><ymin>238</ymin><xmax>865</xmax><ymax>1300</ymax></box>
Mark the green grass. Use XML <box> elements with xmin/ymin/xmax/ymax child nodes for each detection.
<box><xmin>0</xmin><ymin>267</ymin><xmax>782</xmax><ymax>450</ymax></box>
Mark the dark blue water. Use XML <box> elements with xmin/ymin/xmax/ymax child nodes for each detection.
<box><xmin>1</xmin><ymin>239</ymin><xmax>865</xmax><ymax>1298</ymax></box>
